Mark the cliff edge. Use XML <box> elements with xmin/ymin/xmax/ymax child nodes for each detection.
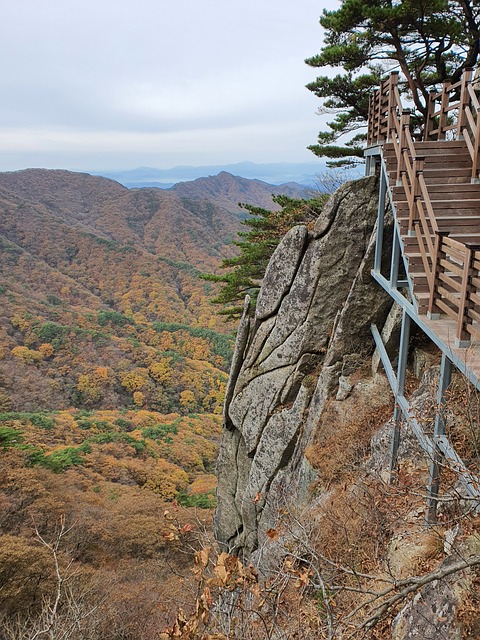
<box><xmin>215</xmin><ymin>176</ymin><xmax>393</xmax><ymax>557</ymax></box>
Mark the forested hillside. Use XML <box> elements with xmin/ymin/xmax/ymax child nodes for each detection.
<box><xmin>0</xmin><ymin>168</ymin><xmax>313</xmax><ymax>637</ymax></box>
<box><xmin>0</xmin><ymin>169</ymin><xmax>302</xmax><ymax>414</ymax></box>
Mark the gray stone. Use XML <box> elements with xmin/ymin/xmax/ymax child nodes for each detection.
<box><xmin>215</xmin><ymin>175</ymin><xmax>393</xmax><ymax>559</ymax></box>
<box><xmin>336</xmin><ymin>375</ymin><xmax>352</xmax><ymax>400</ymax></box>
<box><xmin>391</xmin><ymin>538</ymin><xmax>480</xmax><ymax>640</ymax></box>
<box><xmin>412</xmin><ymin>346</ymin><xmax>441</xmax><ymax>379</ymax></box>
<box><xmin>255</xmin><ymin>225</ymin><xmax>308</xmax><ymax>321</ymax></box>
<box><xmin>223</xmin><ymin>295</ymin><xmax>251</xmax><ymax>428</ymax></box>
<box><xmin>228</xmin><ymin>365</ymin><xmax>295</xmax><ymax>454</ymax></box>
<box><xmin>372</xmin><ymin>301</ymin><xmax>403</xmax><ymax>374</ymax></box>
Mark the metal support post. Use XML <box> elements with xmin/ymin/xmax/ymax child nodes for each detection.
<box><xmin>374</xmin><ymin>167</ymin><xmax>387</xmax><ymax>274</ymax></box>
<box><xmin>390</xmin><ymin>227</ymin><xmax>401</xmax><ymax>289</ymax></box>
<box><xmin>426</xmin><ymin>353</ymin><xmax>453</xmax><ymax>523</ymax></box>
<box><xmin>389</xmin><ymin>310</ymin><xmax>411</xmax><ymax>479</ymax></box>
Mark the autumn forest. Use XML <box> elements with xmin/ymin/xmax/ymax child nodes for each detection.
<box><xmin>0</xmin><ymin>168</ymin><xmax>308</xmax><ymax>637</ymax></box>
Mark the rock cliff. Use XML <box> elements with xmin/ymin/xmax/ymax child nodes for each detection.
<box><xmin>214</xmin><ymin>175</ymin><xmax>480</xmax><ymax>638</ymax></box>
<box><xmin>215</xmin><ymin>176</ymin><xmax>393</xmax><ymax>557</ymax></box>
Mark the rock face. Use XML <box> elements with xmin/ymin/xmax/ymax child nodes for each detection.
<box><xmin>214</xmin><ymin>176</ymin><xmax>393</xmax><ymax>557</ymax></box>
<box><xmin>391</xmin><ymin>534</ymin><xmax>480</xmax><ymax>640</ymax></box>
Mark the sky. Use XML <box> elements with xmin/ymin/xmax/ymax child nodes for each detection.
<box><xmin>1</xmin><ymin>0</ymin><xmax>339</xmax><ymax>172</ymax></box>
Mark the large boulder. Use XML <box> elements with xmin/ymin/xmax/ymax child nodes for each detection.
<box><xmin>215</xmin><ymin>176</ymin><xmax>393</xmax><ymax>557</ymax></box>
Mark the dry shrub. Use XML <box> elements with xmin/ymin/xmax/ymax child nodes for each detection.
<box><xmin>458</xmin><ymin>572</ymin><xmax>480</xmax><ymax>640</ymax></box>
<box><xmin>444</xmin><ymin>374</ymin><xmax>480</xmax><ymax>465</ymax></box>
<box><xmin>0</xmin><ymin>534</ymin><xmax>53</xmax><ymax>614</ymax></box>
<box><xmin>306</xmin><ymin>380</ymin><xmax>392</xmax><ymax>489</ymax></box>
<box><xmin>188</xmin><ymin>473</ymin><xmax>217</xmax><ymax>495</ymax></box>
<box><xmin>312</xmin><ymin>478</ymin><xmax>391</xmax><ymax>575</ymax></box>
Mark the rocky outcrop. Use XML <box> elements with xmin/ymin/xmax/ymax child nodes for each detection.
<box><xmin>214</xmin><ymin>176</ymin><xmax>393</xmax><ymax>557</ymax></box>
<box><xmin>391</xmin><ymin>534</ymin><xmax>480</xmax><ymax>640</ymax></box>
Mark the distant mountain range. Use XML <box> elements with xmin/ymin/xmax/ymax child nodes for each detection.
<box><xmin>91</xmin><ymin>160</ymin><xmax>326</xmax><ymax>189</ymax></box>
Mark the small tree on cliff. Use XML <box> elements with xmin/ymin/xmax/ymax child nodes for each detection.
<box><xmin>202</xmin><ymin>195</ymin><xmax>326</xmax><ymax>319</ymax></box>
<box><xmin>306</xmin><ymin>0</ymin><xmax>480</xmax><ymax>166</ymax></box>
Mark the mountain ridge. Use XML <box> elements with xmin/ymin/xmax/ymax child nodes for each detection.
<box><xmin>91</xmin><ymin>160</ymin><xmax>325</xmax><ymax>189</ymax></box>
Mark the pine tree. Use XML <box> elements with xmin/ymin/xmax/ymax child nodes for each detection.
<box><xmin>202</xmin><ymin>195</ymin><xmax>327</xmax><ymax>318</ymax></box>
<box><xmin>306</xmin><ymin>0</ymin><xmax>480</xmax><ymax>166</ymax></box>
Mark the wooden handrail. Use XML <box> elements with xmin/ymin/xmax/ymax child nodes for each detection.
<box><xmin>368</xmin><ymin>67</ymin><xmax>480</xmax><ymax>180</ymax></box>
<box><xmin>368</xmin><ymin>67</ymin><xmax>480</xmax><ymax>345</ymax></box>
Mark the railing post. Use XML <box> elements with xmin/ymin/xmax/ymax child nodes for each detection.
<box><xmin>396</xmin><ymin>109</ymin><xmax>411</xmax><ymax>185</ymax></box>
<box><xmin>408</xmin><ymin>155</ymin><xmax>425</xmax><ymax>233</ymax></box>
<box><xmin>471</xmin><ymin>104</ymin><xmax>480</xmax><ymax>182</ymax></box>
<box><xmin>426</xmin><ymin>352</ymin><xmax>453</xmax><ymax>524</ymax></box>
<box><xmin>457</xmin><ymin>68</ymin><xmax>473</xmax><ymax>140</ymax></box>
<box><xmin>428</xmin><ymin>231</ymin><xmax>450</xmax><ymax>319</ymax></box>
<box><xmin>390</xmin><ymin>227</ymin><xmax>401</xmax><ymax>289</ymax></box>
<box><xmin>386</xmin><ymin>72</ymin><xmax>399</xmax><ymax>142</ymax></box>
<box><xmin>389</xmin><ymin>309</ymin><xmax>411</xmax><ymax>481</ymax></box>
<box><xmin>377</xmin><ymin>80</ymin><xmax>386</xmax><ymax>142</ymax></box>
<box><xmin>438</xmin><ymin>80</ymin><xmax>451</xmax><ymax>140</ymax></box>
<box><xmin>374</xmin><ymin>167</ymin><xmax>387</xmax><ymax>273</ymax></box>
<box><xmin>367</xmin><ymin>91</ymin><xmax>377</xmax><ymax>146</ymax></box>
<box><xmin>456</xmin><ymin>243</ymin><xmax>480</xmax><ymax>347</ymax></box>
<box><xmin>424</xmin><ymin>90</ymin><xmax>437</xmax><ymax>141</ymax></box>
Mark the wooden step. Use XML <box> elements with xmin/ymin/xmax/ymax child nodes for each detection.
<box><xmin>398</xmin><ymin>217</ymin><xmax>480</xmax><ymax>237</ymax></box>
<box><xmin>387</xmin><ymin>169</ymin><xmax>473</xmax><ymax>183</ymax></box>
<box><xmin>383</xmin><ymin>146</ymin><xmax>470</xmax><ymax>157</ymax></box>
<box><xmin>384</xmin><ymin>154</ymin><xmax>472</xmax><ymax>166</ymax></box>
<box><xmin>411</xmin><ymin>272</ymin><xmax>462</xmax><ymax>287</ymax></box>
<box><xmin>413</xmin><ymin>140</ymin><xmax>469</xmax><ymax>150</ymax></box>
<box><xmin>384</xmin><ymin>140</ymin><xmax>469</xmax><ymax>153</ymax></box>
<box><xmin>394</xmin><ymin>200</ymin><xmax>480</xmax><ymax>210</ymax></box>
<box><xmin>402</xmin><ymin>232</ymin><xmax>480</xmax><ymax>246</ymax></box>
<box><xmin>392</xmin><ymin>183</ymin><xmax>480</xmax><ymax>200</ymax></box>
<box><xmin>414</xmin><ymin>291</ymin><xmax>430</xmax><ymax>313</ymax></box>
<box><xmin>395</xmin><ymin>204</ymin><xmax>480</xmax><ymax>218</ymax></box>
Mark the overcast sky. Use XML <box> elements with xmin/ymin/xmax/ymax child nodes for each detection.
<box><xmin>1</xmin><ymin>0</ymin><xmax>339</xmax><ymax>172</ymax></box>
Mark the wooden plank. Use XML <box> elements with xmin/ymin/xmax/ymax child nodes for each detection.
<box><xmin>443</xmin><ymin>235</ymin><xmax>468</xmax><ymax>253</ymax></box>
<box><xmin>436</xmin><ymin>297</ymin><xmax>458</xmax><ymax>320</ymax></box>
<box><xmin>465</xmin><ymin>106</ymin><xmax>476</xmax><ymax>132</ymax></box>
<box><xmin>439</xmin><ymin>271</ymin><xmax>462</xmax><ymax>292</ymax></box>
<box><xmin>439</xmin><ymin>259</ymin><xmax>466</xmax><ymax>278</ymax></box>
<box><xmin>438</xmin><ymin>285</ymin><xmax>461</xmax><ymax>308</ymax></box>
<box><xmin>416</xmin><ymin>227</ymin><xmax>433</xmax><ymax>280</ymax></box>
<box><xmin>467</xmin><ymin>83</ymin><xmax>480</xmax><ymax>111</ymax></box>
<box><xmin>470</xmin><ymin>291</ymin><xmax>480</xmax><ymax>306</ymax></box>
<box><xmin>466</xmin><ymin>324</ymin><xmax>480</xmax><ymax>341</ymax></box>
<box><xmin>465</xmin><ymin>131</ymin><xmax>475</xmax><ymax>158</ymax></box>
<box><xmin>467</xmin><ymin>306</ymin><xmax>480</xmax><ymax>324</ymax></box>
<box><xmin>443</xmin><ymin>245</ymin><xmax>466</xmax><ymax>263</ymax></box>
<box><xmin>430</xmin><ymin>200</ymin><xmax>480</xmax><ymax>208</ymax></box>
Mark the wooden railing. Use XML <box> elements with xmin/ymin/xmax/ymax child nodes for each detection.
<box><xmin>367</xmin><ymin>74</ymin><xmax>398</xmax><ymax>145</ymax></box>
<box><xmin>368</xmin><ymin>68</ymin><xmax>480</xmax><ymax>179</ymax></box>
<box><xmin>384</xmin><ymin>77</ymin><xmax>440</xmax><ymax>297</ymax></box>
<box><xmin>430</xmin><ymin>236</ymin><xmax>480</xmax><ymax>343</ymax></box>
<box><xmin>425</xmin><ymin>68</ymin><xmax>480</xmax><ymax>180</ymax></box>
<box><xmin>368</xmin><ymin>68</ymin><xmax>480</xmax><ymax>345</ymax></box>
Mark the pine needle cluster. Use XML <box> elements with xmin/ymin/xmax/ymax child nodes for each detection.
<box><xmin>202</xmin><ymin>194</ymin><xmax>327</xmax><ymax>319</ymax></box>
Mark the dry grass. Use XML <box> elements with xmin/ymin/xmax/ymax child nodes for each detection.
<box><xmin>305</xmin><ymin>387</ymin><xmax>392</xmax><ymax>490</ymax></box>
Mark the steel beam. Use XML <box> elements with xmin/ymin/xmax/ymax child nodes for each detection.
<box><xmin>426</xmin><ymin>353</ymin><xmax>452</xmax><ymax>523</ymax></box>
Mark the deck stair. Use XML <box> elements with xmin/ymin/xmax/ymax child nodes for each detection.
<box><xmin>368</xmin><ymin>70</ymin><xmax>480</xmax><ymax>346</ymax></box>
<box><xmin>366</xmin><ymin>69</ymin><xmax>480</xmax><ymax>521</ymax></box>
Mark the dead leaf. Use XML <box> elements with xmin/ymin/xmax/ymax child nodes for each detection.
<box><xmin>266</xmin><ymin>528</ymin><xmax>279</xmax><ymax>541</ymax></box>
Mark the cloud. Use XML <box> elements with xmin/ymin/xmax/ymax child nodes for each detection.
<box><xmin>0</xmin><ymin>0</ymin><xmax>339</xmax><ymax>171</ymax></box>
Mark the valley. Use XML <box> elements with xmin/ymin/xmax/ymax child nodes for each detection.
<box><xmin>0</xmin><ymin>168</ymin><xmax>311</xmax><ymax>637</ymax></box>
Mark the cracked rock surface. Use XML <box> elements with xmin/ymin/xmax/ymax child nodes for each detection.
<box><xmin>214</xmin><ymin>176</ymin><xmax>393</xmax><ymax>557</ymax></box>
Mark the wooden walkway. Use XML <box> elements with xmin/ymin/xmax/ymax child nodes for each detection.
<box><xmin>368</xmin><ymin>69</ymin><xmax>480</xmax><ymax>383</ymax></box>
<box><xmin>366</xmin><ymin>69</ymin><xmax>480</xmax><ymax>520</ymax></box>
